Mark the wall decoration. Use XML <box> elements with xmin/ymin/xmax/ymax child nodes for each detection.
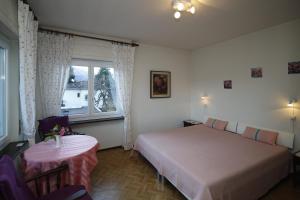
<box><xmin>224</xmin><ymin>80</ymin><xmax>232</xmax><ymax>89</ymax></box>
<box><xmin>288</xmin><ymin>61</ymin><xmax>300</xmax><ymax>74</ymax></box>
<box><xmin>251</xmin><ymin>67</ymin><xmax>263</xmax><ymax>78</ymax></box>
<box><xmin>150</xmin><ymin>71</ymin><xmax>171</xmax><ymax>98</ymax></box>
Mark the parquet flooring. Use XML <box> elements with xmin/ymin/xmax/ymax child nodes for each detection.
<box><xmin>91</xmin><ymin>148</ymin><xmax>300</xmax><ymax>200</ymax></box>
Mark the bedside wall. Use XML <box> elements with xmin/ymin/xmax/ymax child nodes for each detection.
<box><xmin>190</xmin><ymin>19</ymin><xmax>300</xmax><ymax>150</ymax></box>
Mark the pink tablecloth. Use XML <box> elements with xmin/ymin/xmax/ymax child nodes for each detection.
<box><xmin>23</xmin><ymin>135</ymin><xmax>99</xmax><ymax>194</ymax></box>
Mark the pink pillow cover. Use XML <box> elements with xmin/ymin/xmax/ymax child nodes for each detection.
<box><xmin>205</xmin><ymin>118</ymin><xmax>228</xmax><ymax>131</ymax></box>
<box><xmin>213</xmin><ymin>120</ymin><xmax>228</xmax><ymax>131</ymax></box>
<box><xmin>258</xmin><ymin>130</ymin><xmax>278</xmax><ymax>145</ymax></box>
<box><xmin>205</xmin><ymin>118</ymin><xmax>215</xmax><ymax>128</ymax></box>
<box><xmin>242</xmin><ymin>127</ymin><xmax>278</xmax><ymax>145</ymax></box>
<box><xmin>243</xmin><ymin>127</ymin><xmax>258</xmax><ymax>139</ymax></box>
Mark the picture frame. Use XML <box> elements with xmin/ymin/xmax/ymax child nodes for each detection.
<box><xmin>224</xmin><ymin>80</ymin><xmax>232</xmax><ymax>89</ymax></box>
<box><xmin>288</xmin><ymin>61</ymin><xmax>300</xmax><ymax>74</ymax></box>
<box><xmin>150</xmin><ymin>71</ymin><xmax>171</xmax><ymax>98</ymax></box>
<box><xmin>251</xmin><ymin>67</ymin><xmax>263</xmax><ymax>78</ymax></box>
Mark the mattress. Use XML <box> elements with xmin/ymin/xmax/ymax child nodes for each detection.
<box><xmin>134</xmin><ymin>124</ymin><xmax>291</xmax><ymax>200</ymax></box>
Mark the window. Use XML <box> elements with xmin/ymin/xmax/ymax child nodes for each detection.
<box><xmin>62</xmin><ymin>65</ymin><xmax>89</xmax><ymax>115</ymax></box>
<box><xmin>61</xmin><ymin>59</ymin><xmax>119</xmax><ymax>120</ymax></box>
<box><xmin>0</xmin><ymin>46</ymin><xmax>7</xmax><ymax>139</ymax></box>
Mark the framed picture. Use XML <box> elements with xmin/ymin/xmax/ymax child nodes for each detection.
<box><xmin>251</xmin><ymin>67</ymin><xmax>263</xmax><ymax>78</ymax></box>
<box><xmin>224</xmin><ymin>80</ymin><xmax>232</xmax><ymax>89</ymax></box>
<box><xmin>288</xmin><ymin>61</ymin><xmax>300</xmax><ymax>74</ymax></box>
<box><xmin>150</xmin><ymin>71</ymin><xmax>171</xmax><ymax>98</ymax></box>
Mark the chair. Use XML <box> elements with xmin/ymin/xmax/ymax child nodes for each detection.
<box><xmin>0</xmin><ymin>155</ymin><xmax>92</xmax><ymax>200</ymax></box>
<box><xmin>38</xmin><ymin>116</ymin><xmax>84</xmax><ymax>141</ymax></box>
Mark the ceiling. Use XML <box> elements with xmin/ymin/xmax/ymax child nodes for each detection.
<box><xmin>30</xmin><ymin>0</ymin><xmax>300</xmax><ymax>50</ymax></box>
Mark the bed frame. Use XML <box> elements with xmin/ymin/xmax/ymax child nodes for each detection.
<box><xmin>135</xmin><ymin>117</ymin><xmax>293</xmax><ymax>200</ymax></box>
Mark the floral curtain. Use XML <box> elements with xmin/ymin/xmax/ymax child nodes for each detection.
<box><xmin>37</xmin><ymin>32</ymin><xmax>74</xmax><ymax>118</ymax></box>
<box><xmin>112</xmin><ymin>44</ymin><xmax>135</xmax><ymax>150</ymax></box>
<box><xmin>18</xmin><ymin>0</ymin><xmax>38</xmax><ymax>137</ymax></box>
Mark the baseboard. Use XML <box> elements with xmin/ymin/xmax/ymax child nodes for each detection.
<box><xmin>97</xmin><ymin>146</ymin><xmax>122</xmax><ymax>152</ymax></box>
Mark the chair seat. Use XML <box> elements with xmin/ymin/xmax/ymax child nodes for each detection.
<box><xmin>39</xmin><ymin>185</ymin><xmax>92</xmax><ymax>200</ymax></box>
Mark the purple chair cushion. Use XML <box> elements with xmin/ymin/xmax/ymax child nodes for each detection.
<box><xmin>0</xmin><ymin>155</ymin><xmax>35</xmax><ymax>200</ymax></box>
<box><xmin>39</xmin><ymin>185</ymin><xmax>92</xmax><ymax>200</ymax></box>
<box><xmin>38</xmin><ymin>116</ymin><xmax>72</xmax><ymax>135</ymax></box>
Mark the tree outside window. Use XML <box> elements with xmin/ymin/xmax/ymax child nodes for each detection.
<box><xmin>93</xmin><ymin>67</ymin><xmax>116</xmax><ymax>113</ymax></box>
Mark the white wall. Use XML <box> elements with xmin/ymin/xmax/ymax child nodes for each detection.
<box><xmin>190</xmin><ymin>19</ymin><xmax>300</xmax><ymax>150</ymax></box>
<box><xmin>132</xmin><ymin>44</ymin><xmax>191</xmax><ymax>138</ymax></box>
<box><xmin>55</xmin><ymin>37</ymin><xmax>192</xmax><ymax>149</ymax></box>
<box><xmin>71</xmin><ymin>120</ymin><xmax>124</xmax><ymax>150</ymax></box>
<box><xmin>0</xmin><ymin>0</ymin><xmax>18</xmax><ymax>36</ymax></box>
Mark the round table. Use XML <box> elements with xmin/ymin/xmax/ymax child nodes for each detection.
<box><xmin>23</xmin><ymin>135</ymin><xmax>99</xmax><ymax>195</ymax></box>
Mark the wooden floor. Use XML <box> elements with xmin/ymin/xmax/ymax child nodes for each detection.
<box><xmin>91</xmin><ymin>148</ymin><xmax>300</xmax><ymax>200</ymax></box>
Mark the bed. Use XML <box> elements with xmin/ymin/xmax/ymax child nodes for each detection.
<box><xmin>134</xmin><ymin>124</ymin><xmax>292</xmax><ymax>200</ymax></box>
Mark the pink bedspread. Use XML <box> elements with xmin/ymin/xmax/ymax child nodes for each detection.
<box><xmin>23</xmin><ymin>135</ymin><xmax>99</xmax><ymax>195</ymax></box>
<box><xmin>134</xmin><ymin>125</ymin><xmax>291</xmax><ymax>200</ymax></box>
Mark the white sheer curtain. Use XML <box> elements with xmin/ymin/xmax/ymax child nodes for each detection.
<box><xmin>18</xmin><ymin>0</ymin><xmax>38</xmax><ymax>138</ymax></box>
<box><xmin>37</xmin><ymin>32</ymin><xmax>74</xmax><ymax>118</ymax></box>
<box><xmin>113</xmin><ymin>44</ymin><xmax>135</xmax><ymax>150</ymax></box>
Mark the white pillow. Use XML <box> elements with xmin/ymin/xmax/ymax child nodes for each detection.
<box><xmin>225</xmin><ymin>121</ymin><xmax>238</xmax><ymax>133</ymax></box>
<box><xmin>277</xmin><ymin>131</ymin><xmax>294</xmax><ymax>149</ymax></box>
<box><xmin>236</xmin><ymin>122</ymin><xmax>248</xmax><ymax>134</ymax></box>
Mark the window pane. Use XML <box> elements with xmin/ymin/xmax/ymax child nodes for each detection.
<box><xmin>93</xmin><ymin>67</ymin><xmax>117</xmax><ymax>113</ymax></box>
<box><xmin>0</xmin><ymin>47</ymin><xmax>5</xmax><ymax>137</ymax></box>
<box><xmin>61</xmin><ymin>66</ymin><xmax>89</xmax><ymax>115</ymax></box>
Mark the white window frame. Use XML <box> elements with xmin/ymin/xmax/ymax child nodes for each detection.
<box><xmin>64</xmin><ymin>59</ymin><xmax>122</xmax><ymax>122</ymax></box>
<box><xmin>0</xmin><ymin>34</ymin><xmax>9</xmax><ymax>146</ymax></box>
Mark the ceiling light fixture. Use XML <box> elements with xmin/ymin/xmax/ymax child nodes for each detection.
<box><xmin>188</xmin><ymin>6</ymin><xmax>196</xmax><ymax>14</ymax></box>
<box><xmin>172</xmin><ymin>0</ymin><xmax>196</xmax><ymax>19</ymax></box>
<box><xmin>174</xmin><ymin>11</ymin><xmax>181</xmax><ymax>19</ymax></box>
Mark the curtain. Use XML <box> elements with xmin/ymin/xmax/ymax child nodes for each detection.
<box><xmin>18</xmin><ymin>0</ymin><xmax>38</xmax><ymax>137</ymax></box>
<box><xmin>37</xmin><ymin>32</ymin><xmax>74</xmax><ymax>118</ymax></box>
<box><xmin>112</xmin><ymin>44</ymin><xmax>135</xmax><ymax>150</ymax></box>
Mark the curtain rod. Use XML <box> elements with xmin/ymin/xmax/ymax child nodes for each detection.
<box><xmin>38</xmin><ymin>27</ymin><xmax>139</xmax><ymax>47</ymax></box>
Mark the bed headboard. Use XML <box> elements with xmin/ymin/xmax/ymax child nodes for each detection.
<box><xmin>202</xmin><ymin>116</ymin><xmax>294</xmax><ymax>149</ymax></box>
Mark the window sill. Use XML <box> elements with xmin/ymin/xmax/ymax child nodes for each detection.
<box><xmin>70</xmin><ymin>116</ymin><xmax>124</xmax><ymax>126</ymax></box>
